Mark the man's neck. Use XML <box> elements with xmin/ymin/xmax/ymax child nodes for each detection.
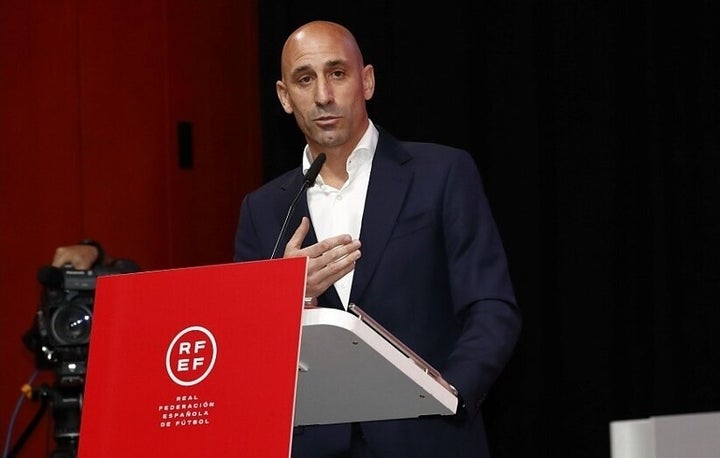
<box><xmin>318</xmin><ymin>154</ymin><xmax>349</xmax><ymax>189</ymax></box>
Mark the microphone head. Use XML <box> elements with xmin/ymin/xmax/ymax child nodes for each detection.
<box><xmin>304</xmin><ymin>153</ymin><xmax>326</xmax><ymax>187</ymax></box>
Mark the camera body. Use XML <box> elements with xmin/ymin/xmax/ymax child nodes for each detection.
<box><xmin>35</xmin><ymin>282</ymin><xmax>94</xmax><ymax>384</ymax></box>
<box><xmin>25</xmin><ymin>262</ymin><xmax>139</xmax><ymax>385</ymax></box>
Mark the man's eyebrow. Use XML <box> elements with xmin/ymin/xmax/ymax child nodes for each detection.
<box><xmin>290</xmin><ymin>64</ymin><xmax>313</xmax><ymax>78</ymax></box>
<box><xmin>289</xmin><ymin>59</ymin><xmax>348</xmax><ymax>79</ymax></box>
<box><xmin>324</xmin><ymin>59</ymin><xmax>346</xmax><ymax>68</ymax></box>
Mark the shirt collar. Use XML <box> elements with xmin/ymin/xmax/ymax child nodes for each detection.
<box><xmin>302</xmin><ymin>120</ymin><xmax>378</xmax><ymax>176</ymax></box>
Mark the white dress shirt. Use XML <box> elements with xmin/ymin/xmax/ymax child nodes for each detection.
<box><xmin>302</xmin><ymin>120</ymin><xmax>378</xmax><ymax>308</ymax></box>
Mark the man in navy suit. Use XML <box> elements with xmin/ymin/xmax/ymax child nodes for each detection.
<box><xmin>234</xmin><ymin>20</ymin><xmax>521</xmax><ymax>458</ymax></box>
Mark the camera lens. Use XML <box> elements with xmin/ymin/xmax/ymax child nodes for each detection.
<box><xmin>50</xmin><ymin>303</ymin><xmax>92</xmax><ymax>345</ymax></box>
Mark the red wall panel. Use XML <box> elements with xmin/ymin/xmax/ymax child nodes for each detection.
<box><xmin>166</xmin><ymin>0</ymin><xmax>262</xmax><ymax>268</ymax></box>
<box><xmin>1</xmin><ymin>3</ymin><xmax>83</xmax><ymax>457</ymax></box>
<box><xmin>0</xmin><ymin>1</ymin><xmax>261</xmax><ymax>455</ymax></box>
<box><xmin>78</xmin><ymin>1</ymin><xmax>172</xmax><ymax>269</ymax></box>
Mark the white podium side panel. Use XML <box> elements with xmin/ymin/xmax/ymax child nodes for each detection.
<box><xmin>610</xmin><ymin>411</ymin><xmax>720</xmax><ymax>458</ymax></box>
<box><xmin>295</xmin><ymin>307</ymin><xmax>458</xmax><ymax>426</ymax></box>
<box><xmin>610</xmin><ymin>418</ymin><xmax>654</xmax><ymax>458</ymax></box>
<box><xmin>654</xmin><ymin>412</ymin><xmax>720</xmax><ymax>458</ymax></box>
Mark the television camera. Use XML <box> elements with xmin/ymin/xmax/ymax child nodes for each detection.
<box><xmin>19</xmin><ymin>260</ymin><xmax>139</xmax><ymax>458</ymax></box>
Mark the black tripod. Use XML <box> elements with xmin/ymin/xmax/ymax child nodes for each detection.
<box><xmin>6</xmin><ymin>382</ymin><xmax>82</xmax><ymax>458</ymax></box>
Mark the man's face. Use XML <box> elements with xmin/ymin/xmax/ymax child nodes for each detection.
<box><xmin>276</xmin><ymin>25</ymin><xmax>374</xmax><ymax>156</ymax></box>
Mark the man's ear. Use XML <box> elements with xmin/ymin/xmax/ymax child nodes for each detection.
<box><xmin>276</xmin><ymin>81</ymin><xmax>293</xmax><ymax>114</ymax></box>
<box><xmin>363</xmin><ymin>64</ymin><xmax>375</xmax><ymax>101</ymax></box>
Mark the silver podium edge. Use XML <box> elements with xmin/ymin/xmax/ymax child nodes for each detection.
<box><xmin>294</xmin><ymin>305</ymin><xmax>459</xmax><ymax>426</ymax></box>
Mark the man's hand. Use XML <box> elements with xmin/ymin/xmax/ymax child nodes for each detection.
<box><xmin>284</xmin><ymin>217</ymin><xmax>362</xmax><ymax>300</ymax></box>
<box><xmin>51</xmin><ymin>244</ymin><xmax>99</xmax><ymax>270</ymax></box>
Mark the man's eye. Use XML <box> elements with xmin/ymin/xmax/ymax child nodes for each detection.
<box><xmin>330</xmin><ymin>70</ymin><xmax>345</xmax><ymax>79</ymax></box>
<box><xmin>298</xmin><ymin>75</ymin><xmax>313</xmax><ymax>85</ymax></box>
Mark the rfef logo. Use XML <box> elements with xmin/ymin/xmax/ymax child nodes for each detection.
<box><xmin>166</xmin><ymin>326</ymin><xmax>217</xmax><ymax>386</ymax></box>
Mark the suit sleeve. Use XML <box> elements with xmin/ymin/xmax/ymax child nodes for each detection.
<box><xmin>439</xmin><ymin>150</ymin><xmax>522</xmax><ymax>419</ymax></box>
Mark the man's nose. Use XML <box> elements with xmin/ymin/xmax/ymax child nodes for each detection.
<box><xmin>314</xmin><ymin>78</ymin><xmax>334</xmax><ymax>105</ymax></box>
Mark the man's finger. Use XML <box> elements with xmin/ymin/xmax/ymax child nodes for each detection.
<box><xmin>285</xmin><ymin>217</ymin><xmax>311</xmax><ymax>253</ymax></box>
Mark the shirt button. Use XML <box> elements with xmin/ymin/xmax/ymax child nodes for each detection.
<box><xmin>336</xmin><ymin>194</ymin><xmax>343</xmax><ymax>201</ymax></box>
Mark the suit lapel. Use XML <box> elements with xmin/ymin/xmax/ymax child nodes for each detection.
<box><xmin>275</xmin><ymin>172</ymin><xmax>318</xmax><ymax>249</ymax></box>
<box><xmin>350</xmin><ymin>131</ymin><xmax>413</xmax><ymax>304</ymax></box>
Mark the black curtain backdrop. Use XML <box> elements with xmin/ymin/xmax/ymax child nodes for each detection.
<box><xmin>257</xmin><ymin>2</ymin><xmax>720</xmax><ymax>457</ymax></box>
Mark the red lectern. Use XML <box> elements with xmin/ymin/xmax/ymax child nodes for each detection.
<box><xmin>78</xmin><ymin>258</ymin><xmax>458</xmax><ymax>457</ymax></box>
<box><xmin>78</xmin><ymin>258</ymin><xmax>307</xmax><ymax>458</ymax></box>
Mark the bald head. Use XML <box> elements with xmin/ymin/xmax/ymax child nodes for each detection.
<box><xmin>280</xmin><ymin>21</ymin><xmax>364</xmax><ymax>81</ymax></box>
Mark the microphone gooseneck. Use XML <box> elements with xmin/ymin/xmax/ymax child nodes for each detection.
<box><xmin>270</xmin><ymin>153</ymin><xmax>327</xmax><ymax>259</ymax></box>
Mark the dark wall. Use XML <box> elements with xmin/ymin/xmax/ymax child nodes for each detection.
<box><xmin>258</xmin><ymin>2</ymin><xmax>720</xmax><ymax>457</ymax></box>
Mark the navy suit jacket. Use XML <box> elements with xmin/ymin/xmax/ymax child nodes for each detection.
<box><xmin>234</xmin><ymin>127</ymin><xmax>521</xmax><ymax>457</ymax></box>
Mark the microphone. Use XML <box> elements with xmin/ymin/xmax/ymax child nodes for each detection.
<box><xmin>270</xmin><ymin>153</ymin><xmax>326</xmax><ymax>259</ymax></box>
<box><xmin>303</xmin><ymin>152</ymin><xmax>326</xmax><ymax>188</ymax></box>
